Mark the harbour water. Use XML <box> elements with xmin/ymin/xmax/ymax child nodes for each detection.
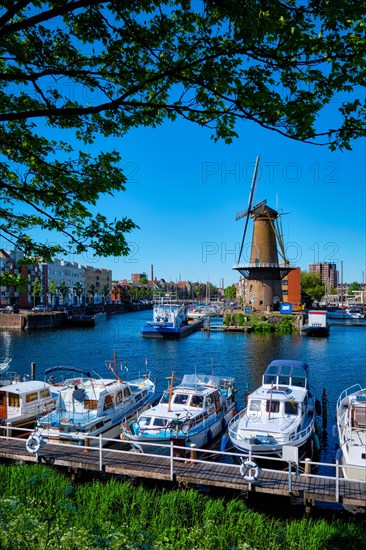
<box><xmin>1</xmin><ymin>309</ymin><xmax>365</xmax><ymax>470</ymax></box>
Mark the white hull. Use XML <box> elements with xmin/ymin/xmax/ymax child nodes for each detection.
<box><xmin>336</xmin><ymin>384</ymin><xmax>366</xmax><ymax>482</ymax></box>
<box><xmin>125</xmin><ymin>408</ymin><xmax>235</xmax><ymax>455</ymax></box>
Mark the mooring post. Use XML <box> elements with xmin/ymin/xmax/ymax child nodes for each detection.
<box><xmin>31</xmin><ymin>362</ymin><xmax>36</xmax><ymax>381</ymax></box>
<box><xmin>170</xmin><ymin>440</ymin><xmax>174</xmax><ymax>481</ymax></box>
<box><xmin>6</xmin><ymin>421</ymin><xmax>12</xmax><ymax>439</ymax></box>
<box><xmin>99</xmin><ymin>434</ymin><xmax>103</xmax><ymax>471</ymax></box>
<box><xmin>322</xmin><ymin>388</ymin><xmax>328</xmax><ymax>429</ymax></box>
<box><xmin>190</xmin><ymin>443</ymin><xmax>197</xmax><ymax>463</ymax></box>
<box><xmin>304</xmin><ymin>458</ymin><xmax>311</xmax><ymax>475</ymax></box>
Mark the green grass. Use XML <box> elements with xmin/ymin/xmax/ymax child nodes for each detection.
<box><xmin>0</xmin><ymin>464</ymin><xmax>364</xmax><ymax>549</ymax></box>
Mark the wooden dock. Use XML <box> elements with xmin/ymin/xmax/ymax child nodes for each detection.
<box><xmin>0</xmin><ymin>433</ymin><xmax>365</xmax><ymax>513</ymax></box>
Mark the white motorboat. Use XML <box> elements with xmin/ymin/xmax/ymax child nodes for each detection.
<box><xmin>0</xmin><ymin>356</ymin><xmax>11</xmax><ymax>375</ymax></box>
<box><xmin>228</xmin><ymin>360</ymin><xmax>318</xmax><ymax>461</ymax></box>
<box><xmin>0</xmin><ymin>379</ymin><xmax>57</xmax><ymax>430</ymax></box>
<box><xmin>35</xmin><ymin>364</ymin><xmax>156</xmax><ymax>446</ymax></box>
<box><xmin>121</xmin><ymin>372</ymin><xmax>237</xmax><ymax>454</ymax></box>
<box><xmin>336</xmin><ymin>384</ymin><xmax>366</xmax><ymax>481</ymax></box>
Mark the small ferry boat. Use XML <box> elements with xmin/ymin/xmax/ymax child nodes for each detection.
<box><xmin>34</xmin><ymin>358</ymin><xmax>156</xmax><ymax>446</ymax></box>
<box><xmin>301</xmin><ymin>310</ymin><xmax>330</xmax><ymax>337</ymax></box>
<box><xmin>228</xmin><ymin>360</ymin><xmax>317</xmax><ymax>461</ymax></box>
<box><xmin>336</xmin><ymin>384</ymin><xmax>366</xmax><ymax>481</ymax></box>
<box><xmin>0</xmin><ymin>380</ymin><xmax>57</xmax><ymax>430</ymax></box>
<box><xmin>141</xmin><ymin>293</ymin><xmax>203</xmax><ymax>338</ymax></box>
<box><xmin>121</xmin><ymin>372</ymin><xmax>237</xmax><ymax>454</ymax></box>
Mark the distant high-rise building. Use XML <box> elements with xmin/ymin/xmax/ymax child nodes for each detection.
<box><xmin>309</xmin><ymin>263</ymin><xmax>338</xmax><ymax>288</ymax></box>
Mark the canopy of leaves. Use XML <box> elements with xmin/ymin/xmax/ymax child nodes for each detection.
<box><xmin>1</xmin><ymin>1</ymin><xmax>365</xmax><ymax>260</ymax></box>
<box><xmin>224</xmin><ymin>284</ymin><xmax>237</xmax><ymax>300</ymax></box>
<box><xmin>301</xmin><ymin>270</ymin><xmax>325</xmax><ymax>303</ymax></box>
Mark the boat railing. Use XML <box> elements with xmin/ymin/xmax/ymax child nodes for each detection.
<box><xmin>228</xmin><ymin>409</ymin><xmax>315</xmax><ymax>445</ymax></box>
<box><xmin>2</xmin><ymin>427</ymin><xmax>365</xmax><ymax>509</ymax></box>
<box><xmin>336</xmin><ymin>384</ymin><xmax>363</xmax><ymax>410</ymax></box>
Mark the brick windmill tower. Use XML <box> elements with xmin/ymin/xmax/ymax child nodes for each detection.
<box><xmin>233</xmin><ymin>157</ymin><xmax>295</xmax><ymax>312</ymax></box>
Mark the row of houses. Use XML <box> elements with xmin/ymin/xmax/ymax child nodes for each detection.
<box><xmin>0</xmin><ymin>249</ymin><xmax>112</xmax><ymax>307</ymax></box>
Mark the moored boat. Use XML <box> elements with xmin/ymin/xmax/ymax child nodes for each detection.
<box><xmin>228</xmin><ymin>360</ymin><xmax>318</xmax><ymax>462</ymax></box>
<box><xmin>141</xmin><ymin>293</ymin><xmax>203</xmax><ymax>338</ymax></box>
<box><xmin>121</xmin><ymin>372</ymin><xmax>237</xmax><ymax>454</ymax></box>
<box><xmin>0</xmin><ymin>380</ymin><xmax>57</xmax><ymax>430</ymax></box>
<box><xmin>336</xmin><ymin>384</ymin><xmax>366</xmax><ymax>481</ymax></box>
<box><xmin>34</xmin><ymin>358</ymin><xmax>156</xmax><ymax>447</ymax></box>
<box><xmin>0</xmin><ymin>356</ymin><xmax>11</xmax><ymax>375</ymax></box>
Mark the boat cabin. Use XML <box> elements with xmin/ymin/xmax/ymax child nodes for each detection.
<box><xmin>262</xmin><ymin>360</ymin><xmax>309</xmax><ymax>389</ymax></box>
<box><xmin>0</xmin><ymin>381</ymin><xmax>55</xmax><ymax>426</ymax></box>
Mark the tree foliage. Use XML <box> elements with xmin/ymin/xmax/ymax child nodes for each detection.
<box><xmin>300</xmin><ymin>270</ymin><xmax>325</xmax><ymax>304</ymax></box>
<box><xmin>1</xmin><ymin>1</ymin><xmax>365</xmax><ymax>260</ymax></box>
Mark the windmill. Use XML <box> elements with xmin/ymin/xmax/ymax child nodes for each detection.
<box><xmin>233</xmin><ymin>156</ymin><xmax>295</xmax><ymax>312</ymax></box>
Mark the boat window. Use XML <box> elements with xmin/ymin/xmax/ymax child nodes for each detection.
<box><xmin>284</xmin><ymin>400</ymin><xmax>298</xmax><ymax>415</ymax></box>
<box><xmin>115</xmin><ymin>391</ymin><xmax>123</xmax><ymax>404</ymax></box>
<box><xmin>123</xmin><ymin>387</ymin><xmax>131</xmax><ymax>398</ymax></box>
<box><xmin>25</xmin><ymin>392</ymin><xmax>39</xmax><ymax>403</ymax></box>
<box><xmin>266</xmin><ymin>400</ymin><xmax>280</xmax><ymax>413</ymax></box>
<box><xmin>278</xmin><ymin>375</ymin><xmax>290</xmax><ymax>386</ymax></box>
<box><xmin>7</xmin><ymin>393</ymin><xmax>20</xmax><ymax>407</ymax></box>
<box><xmin>190</xmin><ymin>395</ymin><xmax>203</xmax><ymax>408</ymax></box>
<box><xmin>249</xmin><ymin>400</ymin><xmax>261</xmax><ymax>411</ymax></box>
<box><xmin>139</xmin><ymin>417</ymin><xmax>151</xmax><ymax>427</ymax></box>
<box><xmin>153</xmin><ymin>418</ymin><xmax>167</xmax><ymax>427</ymax></box>
<box><xmin>40</xmin><ymin>388</ymin><xmax>51</xmax><ymax>399</ymax></box>
<box><xmin>160</xmin><ymin>392</ymin><xmax>170</xmax><ymax>404</ymax></box>
<box><xmin>0</xmin><ymin>394</ymin><xmax>4</xmax><ymax>406</ymax></box>
<box><xmin>292</xmin><ymin>377</ymin><xmax>306</xmax><ymax>388</ymax></box>
<box><xmin>174</xmin><ymin>394</ymin><xmax>189</xmax><ymax>405</ymax></box>
<box><xmin>263</xmin><ymin>374</ymin><xmax>277</xmax><ymax>385</ymax></box>
<box><xmin>103</xmin><ymin>395</ymin><xmax>114</xmax><ymax>410</ymax></box>
<box><xmin>84</xmin><ymin>399</ymin><xmax>98</xmax><ymax>410</ymax></box>
<box><xmin>354</xmin><ymin>407</ymin><xmax>366</xmax><ymax>429</ymax></box>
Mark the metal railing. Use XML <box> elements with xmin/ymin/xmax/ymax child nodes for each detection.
<box><xmin>1</xmin><ymin>425</ymin><xmax>365</xmax><ymax>505</ymax></box>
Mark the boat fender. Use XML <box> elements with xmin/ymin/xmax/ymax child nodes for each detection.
<box><xmin>311</xmin><ymin>432</ymin><xmax>321</xmax><ymax>453</ymax></box>
<box><xmin>206</xmin><ymin>429</ymin><xmax>213</xmax><ymax>445</ymax></box>
<box><xmin>240</xmin><ymin>460</ymin><xmax>260</xmax><ymax>482</ymax></box>
<box><xmin>222</xmin><ymin>417</ymin><xmax>227</xmax><ymax>431</ymax></box>
<box><xmin>315</xmin><ymin>399</ymin><xmax>322</xmax><ymax>416</ymax></box>
<box><xmin>332</xmin><ymin>424</ymin><xmax>338</xmax><ymax>438</ymax></box>
<box><xmin>335</xmin><ymin>448</ymin><xmax>342</xmax><ymax>462</ymax></box>
<box><xmin>220</xmin><ymin>434</ymin><xmax>230</xmax><ymax>452</ymax></box>
<box><xmin>26</xmin><ymin>433</ymin><xmax>43</xmax><ymax>454</ymax></box>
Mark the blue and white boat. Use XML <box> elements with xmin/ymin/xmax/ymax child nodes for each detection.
<box><xmin>121</xmin><ymin>372</ymin><xmax>237</xmax><ymax>453</ymax></box>
<box><xmin>141</xmin><ymin>293</ymin><xmax>203</xmax><ymax>338</ymax></box>
<box><xmin>228</xmin><ymin>360</ymin><xmax>317</xmax><ymax>460</ymax></box>
<box><xmin>34</xmin><ymin>360</ymin><xmax>155</xmax><ymax>446</ymax></box>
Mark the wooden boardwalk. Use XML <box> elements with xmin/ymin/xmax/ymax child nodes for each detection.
<box><xmin>0</xmin><ymin>434</ymin><xmax>365</xmax><ymax>512</ymax></box>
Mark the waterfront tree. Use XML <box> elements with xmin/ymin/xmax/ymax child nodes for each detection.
<box><xmin>74</xmin><ymin>282</ymin><xmax>84</xmax><ymax>305</ymax></box>
<box><xmin>88</xmin><ymin>285</ymin><xmax>97</xmax><ymax>304</ymax></box>
<box><xmin>224</xmin><ymin>284</ymin><xmax>237</xmax><ymax>301</ymax></box>
<box><xmin>31</xmin><ymin>277</ymin><xmax>43</xmax><ymax>308</ymax></box>
<box><xmin>300</xmin><ymin>271</ymin><xmax>325</xmax><ymax>306</ymax></box>
<box><xmin>48</xmin><ymin>279</ymin><xmax>58</xmax><ymax>307</ymax></box>
<box><xmin>102</xmin><ymin>285</ymin><xmax>110</xmax><ymax>303</ymax></box>
<box><xmin>0</xmin><ymin>1</ymin><xmax>365</xmax><ymax>261</ymax></box>
<box><xmin>58</xmin><ymin>280</ymin><xmax>69</xmax><ymax>306</ymax></box>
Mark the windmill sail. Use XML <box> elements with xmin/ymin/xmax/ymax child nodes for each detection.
<box><xmin>237</xmin><ymin>156</ymin><xmax>260</xmax><ymax>263</ymax></box>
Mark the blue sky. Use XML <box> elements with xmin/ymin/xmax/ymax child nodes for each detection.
<box><xmin>70</xmin><ymin>111</ymin><xmax>365</xmax><ymax>287</ymax></box>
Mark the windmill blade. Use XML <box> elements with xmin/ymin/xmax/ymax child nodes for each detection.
<box><xmin>237</xmin><ymin>212</ymin><xmax>251</xmax><ymax>263</ymax></box>
<box><xmin>236</xmin><ymin>156</ymin><xmax>261</xmax><ymax>263</ymax></box>
<box><xmin>247</xmin><ymin>155</ymin><xmax>260</xmax><ymax>214</ymax></box>
<box><xmin>235</xmin><ymin>207</ymin><xmax>249</xmax><ymax>221</ymax></box>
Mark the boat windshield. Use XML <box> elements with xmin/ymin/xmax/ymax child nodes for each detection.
<box><xmin>174</xmin><ymin>394</ymin><xmax>189</xmax><ymax>405</ymax></box>
<box><xmin>190</xmin><ymin>395</ymin><xmax>203</xmax><ymax>408</ymax></box>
